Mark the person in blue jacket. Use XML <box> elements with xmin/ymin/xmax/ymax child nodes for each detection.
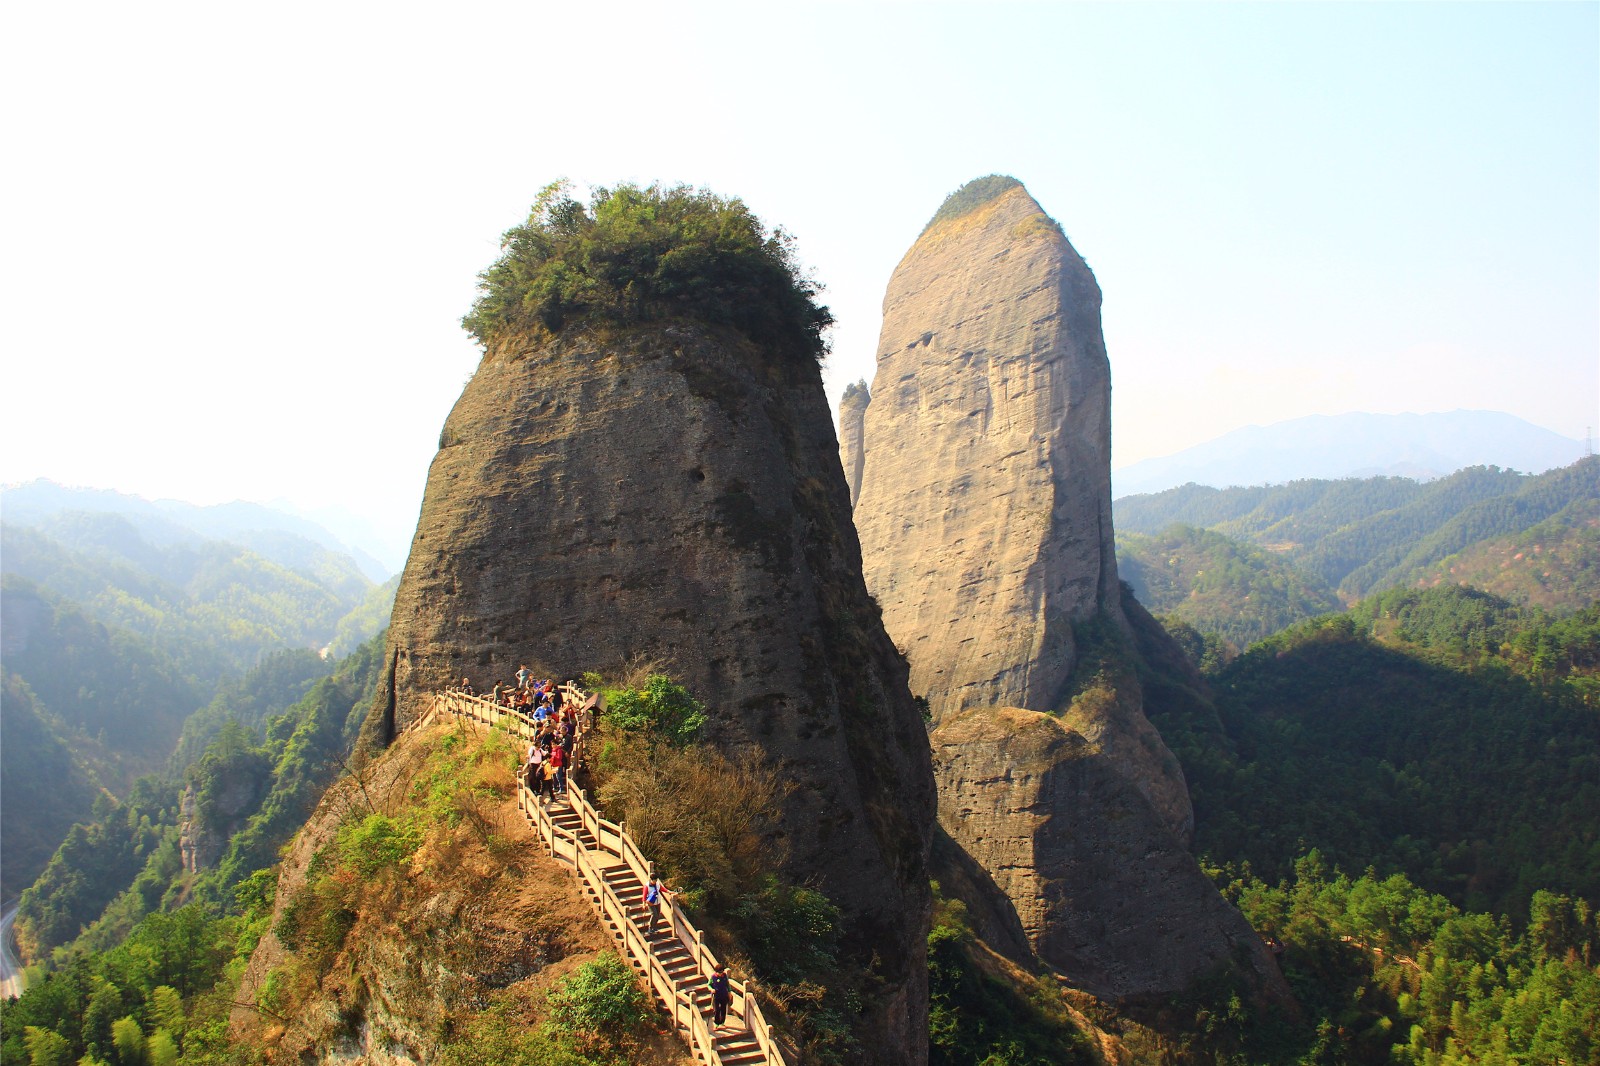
<box><xmin>710</xmin><ymin>964</ymin><xmax>731</xmax><ymax>1028</ymax></box>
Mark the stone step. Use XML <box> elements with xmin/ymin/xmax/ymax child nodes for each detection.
<box><xmin>718</xmin><ymin>1044</ymin><xmax>766</xmax><ymax>1066</ymax></box>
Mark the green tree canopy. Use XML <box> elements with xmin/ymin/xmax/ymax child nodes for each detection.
<box><xmin>602</xmin><ymin>674</ymin><xmax>706</xmax><ymax>746</ymax></box>
<box><xmin>462</xmin><ymin>181</ymin><xmax>833</xmax><ymax>362</ymax></box>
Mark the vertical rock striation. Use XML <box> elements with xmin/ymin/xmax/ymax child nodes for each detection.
<box><xmin>930</xmin><ymin>689</ymin><xmax>1282</xmax><ymax>1005</ymax></box>
<box><xmin>852</xmin><ymin>177</ymin><xmax>1121</xmax><ymax>723</ymax></box>
<box><xmin>372</xmin><ymin>319</ymin><xmax>935</xmax><ymax>1063</ymax></box>
<box><xmin>851</xmin><ymin>176</ymin><xmax>1286</xmax><ymax>1010</ymax></box>
<box><xmin>839</xmin><ymin>379</ymin><xmax>870</xmax><ymax>507</ymax></box>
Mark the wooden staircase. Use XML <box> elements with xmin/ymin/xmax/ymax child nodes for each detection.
<box><xmin>431</xmin><ymin>690</ymin><xmax>790</xmax><ymax>1065</ymax></box>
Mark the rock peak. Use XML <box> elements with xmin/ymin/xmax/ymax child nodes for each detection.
<box><xmin>839</xmin><ymin>379</ymin><xmax>871</xmax><ymax>506</ymax></box>
<box><xmin>849</xmin><ymin>181</ymin><xmax>1287</xmax><ymax>1012</ymax></box>
<box><xmin>373</xmin><ymin>187</ymin><xmax>936</xmax><ymax>1059</ymax></box>
<box><xmin>922</xmin><ymin>174</ymin><xmax>1027</xmax><ymax>233</ymax></box>
<box><xmin>857</xmin><ymin>177</ymin><xmax>1117</xmax><ymax>720</ymax></box>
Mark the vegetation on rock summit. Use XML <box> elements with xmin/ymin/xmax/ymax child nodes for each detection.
<box><xmin>462</xmin><ymin>181</ymin><xmax>833</xmax><ymax>363</ymax></box>
<box><xmin>922</xmin><ymin>174</ymin><xmax>1023</xmax><ymax>233</ymax></box>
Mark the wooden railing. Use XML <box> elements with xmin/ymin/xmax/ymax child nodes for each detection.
<box><xmin>432</xmin><ymin>687</ymin><xmax>789</xmax><ymax>1066</ymax></box>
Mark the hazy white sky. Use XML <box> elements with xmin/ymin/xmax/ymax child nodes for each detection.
<box><xmin>3</xmin><ymin>1</ymin><xmax>1595</xmax><ymax>560</ymax></box>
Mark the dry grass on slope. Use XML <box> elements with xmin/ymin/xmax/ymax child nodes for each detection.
<box><xmin>232</xmin><ymin>719</ymin><xmax>691</xmax><ymax>1066</ymax></box>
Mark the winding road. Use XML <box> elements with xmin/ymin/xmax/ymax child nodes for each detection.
<box><xmin>1</xmin><ymin>902</ymin><xmax>24</xmax><ymax>999</ymax></box>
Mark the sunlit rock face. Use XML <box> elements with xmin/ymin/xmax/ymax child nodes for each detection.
<box><xmin>371</xmin><ymin>320</ymin><xmax>935</xmax><ymax>1064</ymax></box>
<box><xmin>931</xmin><ymin>701</ymin><xmax>1283</xmax><ymax>1003</ymax></box>
<box><xmin>851</xmin><ymin>177</ymin><xmax>1122</xmax><ymax>724</ymax></box>
<box><xmin>852</xmin><ymin>177</ymin><xmax>1286</xmax><ymax>1008</ymax></box>
<box><xmin>850</xmin><ymin>176</ymin><xmax>1188</xmax><ymax>832</ymax></box>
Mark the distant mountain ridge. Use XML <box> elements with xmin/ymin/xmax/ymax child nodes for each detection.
<box><xmin>1</xmin><ymin>480</ymin><xmax>395</xmax><ymax>581</ymax></box>
<box><xmin>1113</xmin><ymin>411</ymin><xmax>1586</xmax><ymax>498</ymax></box>
<box><xmin>1115</xmin><ymin>458</ymin><xmax>1600</xmax><ymax>644</ymax></box>
<box><xmin>0</xmin><ymin>487</ymin><xmax>401</xmax><ymax>899</ymax></box>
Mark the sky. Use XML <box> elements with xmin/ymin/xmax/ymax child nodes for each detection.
<box><xmin>2</xmin><ymin>1</ymin><xmax>1595</xmax><ymax>567</ymax></box>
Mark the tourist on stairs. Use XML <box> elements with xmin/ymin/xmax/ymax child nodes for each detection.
<box><xmin>645</xmin><ymin>874</ymin><xmax>665</xmax><ymax>934</ymax></box>
<box><xmin>710</xmin><ymin>965</ymin><xmax>731</xmax><ymax>1029</ymax></box>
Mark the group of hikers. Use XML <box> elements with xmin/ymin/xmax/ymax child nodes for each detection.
<box><xmin>449</xmin><ymin>667</ymin><xmax>738</xmax><ymax>1031</ymax></box>
<box><xmin>454</xmin><ymin>669</ymin><xmax>587</xmax><ymax>799</ymax></box>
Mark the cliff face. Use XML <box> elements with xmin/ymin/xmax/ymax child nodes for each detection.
<box><xmin>839</xmin><ymin>380</ymin><xmax>870</xmax><ymax>507</ymax></box>
<box><xmin>930</xmin><ymin>700</ymin><xmax>1277</xmax><ymax>1004</ymax></box>
<box><xmin>852</xmin><ymin>178</ymin><xmax>1122</xmax><ymax>724</ymax></box>
<box><xmin>371</xmin><ymin>322</ymin><xmax>935</xmax><ymax>1063</ymax></box>
<box><xmin>850</xmin><ymin>178</ymin><xmax>1188</xmax><ymax>835</ymax></box>
<box><xmin>851</xmin><ymin>177</ymin><xmax>1284</xmax><ymax>1008</ymax></box>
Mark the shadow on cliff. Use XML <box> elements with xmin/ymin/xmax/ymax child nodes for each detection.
<box><xmin>929</xmin><ymin>825</ymin><xmax>1032</xmax><ymax>964</ymax></box>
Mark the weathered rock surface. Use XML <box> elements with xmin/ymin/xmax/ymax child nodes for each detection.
<box><xmin>839</xmin><ymin>379</ymin><xmax>870</xmax><ymax>506</ymax></box>
<box><xmin>850</xmin><ymin>177</ymin><xmax>1187</xmax><ymax>835</ymax></box>
<box><xmin>931</xmin><ymin>703</ymin><xmax>1280</xmax><ymax>1003</ymax></box>
<box><xmin>852</xmin><ymin>177</ymin><xmax>1122</xmax><ymax>724</ymax></box>
<box><xmin>369</xmin><ymin>321</ymin><xmax>935</xmax><ymax>1063</ymax></box>
<box><xmin>851</xmin><ymin>177</ymin><xmax>1285</xmax><ymax>1009</ymax></box>
<box><xmin>179</xmin><ymin>768</ymin><xmax>271</xmax><ymax>874</ymax></box>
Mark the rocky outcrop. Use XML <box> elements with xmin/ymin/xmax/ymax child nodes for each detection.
<box><xmin>370</xmin><ymin>321</ymin><xmax>935</xmax><ymax>1063</ymax></box>
<box><xmin>850</xmin><ymin>176</ymin><xmax>1187</xmax><ymax>834</ymax></box>
<box><xmin>931</xmin><ymin>703</ymin><xmax>1278</xmax><ymax>1003</ymax></box>
<box><xmin>850</xmin><ymin>176</ymin><xmax>1285</xmax><ymax>1009</ymax></box>
<box><xmin>852</xmin><ymin>176</ymin><xmax>1123</xmax><ymax>725</ymax></box>
<box><xmin>179</xmin><ymin>769</ymin><xmax>270</xmax><ymax>874</ymax></box>
<box><xmin>839</xmin><ymin>379</ymin><xmax>870</xmax><ymax>506</ymax></box>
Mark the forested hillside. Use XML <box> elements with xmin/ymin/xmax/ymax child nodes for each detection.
<box><xmin>0</xmin><ymin>675</ymin><xmax>102</xmax><ymax>901</ymax></box>
<box><xmin>0</xmin><ymin>637</ymin><xmax>384</xmax><ymax>1066</ymax></box>
<box><xmin>1150</xmin><ymin>585</ymin><xmax>1600</xmax><ymax>914</ymax></box>
<box><xmin>1116</xmin><ymin>524</ymin><xmax>1342</xmax><ymax>646</ymax></box>
<box><xmin>167</xmin><ymin>649</ymin><xmax>333</xmax><ymax>771</ymax></box>
<box><xmin>0</xmin><ymin>503</ymin><xmax>396</xmax><ymax>907</ymax></box>
<box><xmin>1410</xmin><ymin>496</ymin><xmax>1600</xmax><ymax>610</ymax></box>
<box><xmin>1115</xmin><ymin>458</ymin><xmax>1600</xmax><ymax>647</ymax></box>
<box><xmin>0</xmin><ymin>519</ymin><xmax>377</xmax><ymax>681</ymax></box>
<box><xmin>1</xmin><ymin>576</ymin><xmax>202</xmax><ymax>791</ymax></box>
<box><xmin>9</xmin><ymin>636</ymin><xmax>381</xmax><ymax>968</ymax></box>
<box><xmin>1335</xmin><ymin>458</ymin><xmax>1600</xmax><ymax>598</ymax></box>
<box><xmin>1134</xmin><ymin>584</ymin><xmax>1600</xmax><ymax>1063</ymax></box>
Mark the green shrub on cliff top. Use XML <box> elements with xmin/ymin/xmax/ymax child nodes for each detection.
<box><xmin>923</xmin><ymin>174</ymin><xmax>1022</xmax><ymax>232</ymax></box>
<box><xmin>463</xmin><ymin>181</ymin><xmax>832</xmax><ymax>361</ymax></box>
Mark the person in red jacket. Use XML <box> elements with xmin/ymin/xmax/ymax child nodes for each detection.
<box><xmin>548</xmin><ymin>739</ymin><xmax>567</xmax><ymax>795</ymax></box>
